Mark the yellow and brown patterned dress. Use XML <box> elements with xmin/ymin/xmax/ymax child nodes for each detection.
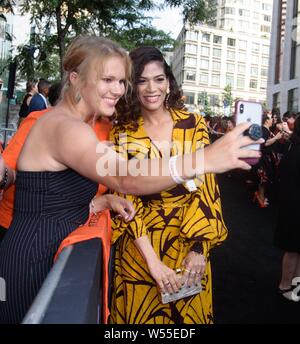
<box><xmin>109</xmin><ymin>109</ymin><xmax>227</xmax><ymax>324</ymax></box>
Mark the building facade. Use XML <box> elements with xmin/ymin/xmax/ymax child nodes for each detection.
<box><xmin>172</xmin><ymin>0</ymin><xmax>273</xmax><ymax>115</ymax></box>
<box><xmin>267</xmin><ymin>0</ymin><xmax>300</xmax><ymax>114</ymax></box>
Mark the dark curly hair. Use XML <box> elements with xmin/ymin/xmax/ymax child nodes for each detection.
<box><xmin>115</xmin><ymin>46</ymin><xmax>185</xmax><ymax>132</ymax></box>
<box><xmin>290</xmin><ymin>114</ymin><xmax>300</xmax><ymax>145</ymax></box>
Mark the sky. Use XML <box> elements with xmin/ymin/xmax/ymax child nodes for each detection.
<box><xmin>147</xmin><ymin>6</ymin><xmax>183</xmax><ymax>39</ymax></box>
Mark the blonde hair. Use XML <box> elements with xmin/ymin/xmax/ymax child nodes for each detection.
<box><xmin>61</xmin><ymin>35</ymin><xmax>132</xmax><ymax>107</ymax></box>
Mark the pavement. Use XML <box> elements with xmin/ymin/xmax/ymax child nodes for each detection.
<box><xmin>211</xmin><ymin>171</ymin><xmax>300</xmax><ymax>324</ymax></box>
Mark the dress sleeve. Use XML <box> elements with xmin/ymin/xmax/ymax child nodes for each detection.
<box><xmin>109</xmin><ymin>127</ymin><xmax>148</xmax><ymax>243</ymax></box>
<box><xmin>179</xmin><ymin>115</ymin><xmax>228</xmax><ymax>257</ymax></box>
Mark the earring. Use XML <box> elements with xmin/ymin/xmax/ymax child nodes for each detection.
<box><xmin>164</xmin><ymin>87</ymin><xmax>170</xmax><ymax>110</ymax></box>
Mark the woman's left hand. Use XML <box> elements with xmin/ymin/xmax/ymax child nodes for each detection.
<box><xmin>181</xmin><ymin>251</ymin><xmax>206</xmax><ymax>287</ymax></box>
<box><xmin>90</xmin><ymin>194</ymin><xmax>135</xmax><ymax>222</ymax></box>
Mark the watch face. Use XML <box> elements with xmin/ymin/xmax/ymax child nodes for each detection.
<box><xmin>248</xmin><ymin>124</ymin><xmax>262</xmax><ymax>141</ymax></box>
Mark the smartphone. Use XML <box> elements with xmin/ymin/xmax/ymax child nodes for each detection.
<box><xmin>235</xmin><ymin>100</ymin><xmax>263</xmax><ymax>165</ymax></box>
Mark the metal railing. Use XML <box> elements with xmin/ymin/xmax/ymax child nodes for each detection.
<box><xmin>22</xmin><ymin>239</ymin><xmax>103</xmax><ymax>324</ymax></box>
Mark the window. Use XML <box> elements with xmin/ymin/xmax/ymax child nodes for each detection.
<box><xmin>260</xmin><ymin>80</ymin><xmax>267</xmax><ymax>90</ymax></box>
<box><xmin>200</xmin><ymin>59</ymin><xmax>209</xmax><ymax>69</ymax></box>
<box><xmin>227</xmin><ymin>63</ymin><xmax>235</xmax><ymax>72</ymax></box>
<box><xmin>186</xmin><ymin>44</ymin><xmax>197</xmax><ymax>54</ymax></box>
<box><xmin>212</xmin><ymin>61</ymin><xmax>221</xmax><ymax>70</ymax></box>
<box><xmin>185</xmin><ymin>57</ymin><xmax>197</xmax><ymax>67</ymax></box>
<box><xmin>264</xmin><ymin>15</ymin><xmax>271</xmax><ymax>22</ymax></box>
<box><xmin>239</xmin><ymin>40</ymin><xmax>247</xmax><ymax>50</ymax></box>
<box><xmin>252</xmin><ymin>23</ymin><xmax>260</xmax><ymax>32</ymax></box>
<box><xmin>262</xmin><ymin>56</ymin><xmax>269</xmax><ymax>65</ymax></box>
<box><xmin>186</xmin><ymin>31</ymin><xmax>198</xmax><ymax>41</ymax></box>
<box><xmin>185</xmin><ymin>70</ymin><xmax>196</xmax><ymax>81</ymax></box>
<box><xmin>211</xmin><ymin>74</ymin><xmax>220</xmax><ymax>86</ymax></box>
<box><xmin>227</xmin><ymin>50</ymin><xmax>235</xmax><ymax>60</ymax></box>
<box><xmin>239</xmin><ymin>20</ymin><xmax>250</xmax><ymax>30</ymax></box>
<box><xmin>250</xmin><ymin>79</ymin><xmax>258</xmax><ymax>89</ymax></box>
<box><xmin>261</xmin><ymin>25</ymin><xmax>270</xmax><ymax>33</ymax></box>
<box><xmin>199</xmin><ymin>73</ymin><xmax>208</xmax><ymax>84</ymax></box>
<box><xmin>251</xmin><ymin>54</ymin><xmax>259</xmax><ymax>64</ymax></box>
<box><xmin>201</xmin><ymin>46</ymin><xmax>210</xmax><ymax>56</ymax></box>
<box><xmin>262</xmin><ymin>3</ymin><xmax>272</xmax><ymax>11</ymax></box>
<box><xmin>184</xmin><ymin>92</ymin><xmax>195</xmax><ymax>104</ymax></box>
<box><xmin>251</xmin><ymin>66</ymin><xmax>258</xmax><ymax>75</ymax></box>
<box><xmin>252</xmin><ymin>42</ymin><xmax>260</xmax><ymax>53</ymax></box>
<box><xmin>226</xmin><ymin>75</ymin><xmax>234</xmax><ymax>86</ymax></box>
<box><xmin>213</xmin><ymin>35</ymin><xmax>222</xmax><ymax>44</ymax></box>
<box><xmin>238</xmin><ymin>52</ymin><xmax>246</xmax><ymax>61</ymax></box>
<box><xmin>213</xmin><ymin>48</ymin><xmax>222</xmax><ymax>58</ymax></box>
<box><xmin>273</xmin><ymin>92</ymin><xmax>280</xmax><ymax>111</ymax></box>
<box><xmin>288</xmin><ymin>88</ymin><xmax>299</xmax><ymax>112</ymax></box>
<box><xmin>238</xmin><ymin>64</ymin><xmax>246</xmax><ymax>73</ymax></box>
<box><xmin>210</xmin><ymin>95</ymin><xmax>219</xmax><ymax>107</ymax></box>
<box><xmin>261</xmin><ymin>68</ymin><xmax>268</xmax><ymax>77</ymax></box>
<box><xmin>262</xmin><ymin>45</ymin><xmax>269</xmax><ymax>55</ymax></box>
<box><xmin>227</xmin><ymin>38</ymin><xmax>236</xmax><ymax>47</ymax></box>
<box><xmin>239</xmin><ymin>9</ymin><xmax>250</xmax><ymax>17</ymax></box>
<box><xmin>202</xmin><ymin>32</ymin><xmax>210</xmax><ymax>42</ymax></box>
<box><xmin>237</xmin><ymin>78</ymin><xmax>245</xmax><ymax>88</ymax></box>
<box><xmin>225</xmin><ymin>7</ymin><xmax>235</xmax><ymax>15</ymax></box>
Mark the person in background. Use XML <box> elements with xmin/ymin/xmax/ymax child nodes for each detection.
<box><xmin>0</xmin><ymin>82</ymin><xmax>62</xmax><ymax>242</ymax></box>
<box><xmin>0</xmin><ymin>35</ymin><xmax>261</xmax><ymax>324</ymax></box>
<box><xmin>27</xmin><ymin>78</ymin><xmax>51</xmax><ymax>113</ymax></box>
<box><xmin>274</xmin><ymin>115</ymin><xmax>300</xmax><ymax>301</ymax></box>
<box><xmin>18</xmin><ymin>80</ymin><xmax>38</xmax><ymax>126</ymax></box>
<box><xmin>109</xmin><ymin>46</ymin><xmax>227</xmax><ymax>324</ymax></box>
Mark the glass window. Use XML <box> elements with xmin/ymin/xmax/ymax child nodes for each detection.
<box><xmin>227</xmin><ymin>63</ymin><xmax>235</xmax><ymax>72</ymax></box>
<box><xmin>201</xmin><ymin>46</ymin><xmax>210</xmax><ymax>56</ymax></box>
<box><xmin>225</xmin><ymin>7</ymin><xmax>235</xmax><ymax>15</ymax></box>
<box><xmin>211</xmin><ymin>74</ymin><xmax>220</xmax><ymax>86</ymax></box>
<box><xmin>250</xmin><ymin>79</ymin><xmax>258</xmax><ymax>89</ymax></box>
<box><xmin>238</xmin><ymin>64</ymin><xmax>246</xmax><ymax>73</ymax></box>
<box><xmin>238</xmin><ymin>52</ymin><xmax>246</xmax><ymax>61</ymax></box>
<box><xmin>239</xmin><ymin>9</ymin><xmax>250</xmax><ymax>17</ymax></box>
<box><xmin>186</xmin><ymin>31</ymin><xmax>198</xmax><ymax>41</ymax></box>
<box><xmin>239</xmin><ymin>40</ymin><xmax>247</xmax><ymax>50</ymax></box>
<box><xmin>210</xmin><ymin>94</ymin><xmax>219</xmax><ymax>106</ymax></box>
<box><xmin>226</xmin><ymin>75</ymin><xmax>234</xmax><ymax>86</ymax></box>
<box><xmin>261</xmin><ymin>68</ymin><xmax>268</xmax><ymax>77</ymax></box>
<box><xmin>260</xmin><ymin>80</ymin><xmax>267</xmax><ymax>90</ymax></box>
<box><xmin>227</xmin><ymin>50</ymin><xmax>235</xmax><ymax>60</ymax></box>
<box><xmin>288</xmin><ymin>88</ymin><xmax>299</xmax><ymax>112</ymax></box>
<box><xmin>184</xmin><ymin>92</ymin><xmax>195</xmax><ymax>104</ymax></box>
<box><xmin>251</xmin><ymin>66</ymin><xmax>258</xmax><ymax>75</ymax></box>
<box><xmin>202</xmin><ymin>32</ymin><xmax>211</xmax><ymax>42</ymax></box>
<box><xmin>186</xmin><ymin>44</ymin><xmax>197</xmax><ymax>54</ymax></box>
<box><xmin>261</xmin><ymin>25</ymin><xmax>270</xmax><ymax>33</ymax></box>
<box><xmin>185</xmin><ymin>57</ymin><xmax>197</xmax><ymax>67</ymax></box>
<box><xmin>237</xmin><ymin>78</ymin><xmax>245</xmax><ymax>88</ymax></box>
<box><xmin>199</xmin><ymin>73</ymin><xmax>208</xmax><ymax>84</ymax></box>
<box><xmin>185</xmin><ymin>70</ymin><xmax>196</xmax><ymax>81</ymax></box>
<box><xmin>251</xmin><ymin>54</ymin><xmax>259</xmax><ymax>64</ymax></box>
<box><xmin>262</xmin><ymin>45</ymin><xmax>269</xmax><ymax>55</ymax></box>
<box><xmin>239</xmin><ymin>20</ymin><xmax>250</xmax><ymax>30</ymax></box>
<box><xmin>227</xmin><ymin>38</ymin><xmax>236</xmax><ymax>47</ymax></box>
<box><xmin>213</xmin><ymin>48</ymin><xmax>222</xmax><ymax>58</ymax></box>
<box><xmin>213</xmin><ymin>35</ymin><xmax>222</xmax><ymax>44</ymax></box>
<box><xmin>200</xmin><ymin>59</ymin><xmax>209</xmax><ymax>69</ymax></box>
<box><xmin>212</xmin><ymin>61</ymin><xmax>221</xmax><ymax>70</ymax></box>
<box><xmin>262</xmin><ymin>56</ymin><xmax>269</xmax><ymax>65</ymax></box>
<box><xmin>252</xmin><ymin>42</ymin><xmax>260</xmax><ymax>53</ymax></box>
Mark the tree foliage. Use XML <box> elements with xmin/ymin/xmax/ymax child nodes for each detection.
<box><xmin>14</xmin><ymin>0</ymin><xmax>216</xmax><ymax>80</ymax></box>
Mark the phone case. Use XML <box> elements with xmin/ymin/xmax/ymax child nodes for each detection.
<box><xmin>235</xmin><ymin>100</ymin><xmax>263</xmax><ymax>165</ymax></box>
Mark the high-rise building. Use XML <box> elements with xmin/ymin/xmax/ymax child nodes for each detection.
<box><xmin>267</xmin><ymin>0</ymin><xmax>300</xmax><ymax>114</ymax></box>
<box><xmin>171</xmin><ymin>0</ymin><xmax>273</xmax><ymax>115</ymax></box>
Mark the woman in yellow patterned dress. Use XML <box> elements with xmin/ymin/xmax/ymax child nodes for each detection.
<box><xmin>109</xmin><ymin>47</ymin><xmax>228</xmax><ymax>324</ymax></box>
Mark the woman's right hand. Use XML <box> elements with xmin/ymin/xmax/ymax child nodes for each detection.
<box><xmin>147</xmin><ymin>259</ymin><xmax>182</xmax><ymax>294</ymax></box>
<box><xmin>202</xmin><ymin>122</ymin><xmax>264</xmax><ymax>173</ymax></box>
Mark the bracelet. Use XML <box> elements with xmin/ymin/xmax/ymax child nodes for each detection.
<box><xmin>169</xmin><ymin>155</ymin><xmax>185</xmax><ymax>184</ymax></box>
<box><xmin>0</xmin><ymin>167</ymin><xmax>8</xmax><ymax>190</ymax></box>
